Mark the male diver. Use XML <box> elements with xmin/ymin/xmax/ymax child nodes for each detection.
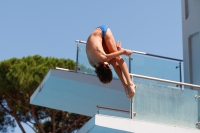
<box><xmin>86</xmin><ymin>25</ymin><xmax>136</xmax><ymax>98</ymax></box>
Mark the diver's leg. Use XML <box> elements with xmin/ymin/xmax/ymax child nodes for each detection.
<box><xmin>104</xmin><ymin>28</ymin><xmax>135</xmax><ymax>98</ymax></box>
<box><xmin>102</xmin><ymin>41</ymin><xmax>130</xmax><ymax>98</ymax></box>
<box><xmin>110</xmin><ymin>59</ymin><xmax>130</xmax><ymax>98</ymax></box>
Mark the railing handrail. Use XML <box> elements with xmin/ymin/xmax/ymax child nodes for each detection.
<box><xmin>76</xmin><ymin>40</ymin><xmax>86</xmax><ymax>44</ymax></box>
<box><xmin>97</xmin><ymin>105</ymin><xmax>137</xmax><ymax>117</ymax></box>
<box><xmin>97</xmin><ymin>105</ymin><xmax>130</xmax><ymax>113</ymax></box>
<box><xmin>130</xmin><ymin>73</ymin><xmax>200</xmax><ymax>88</ymax></box>
<box><xmin>75</xmin><ymin>40</ymin><xmax>183</xmax><ymax>62</ymax></box>
<box><xmin>55</xmin><ymin>67</ymin><xmax>200</xmax><ymax>89</ymax></box>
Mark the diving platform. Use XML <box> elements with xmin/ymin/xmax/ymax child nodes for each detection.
<box><xmin>30</xmin><ymin>69</ymin><xmax>130</xmax><ymax>117</ymax></box>
<box><xmin>30</xmin><ymin>68</ymin><xmax>200</xmax><ymax>132</ymax></box>
<box><xmin>30</xmin><ymin>68</ymin><xmax>200</xmax><ymax>133</ymax></box>
<box><xmin>30</xmin><ymin>40</ymin><xmax>200</xmax><ymax>132</ymax></box>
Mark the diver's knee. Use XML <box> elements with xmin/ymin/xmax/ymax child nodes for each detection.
<box><xmin>109</xmin><ymin>58</ymin><xmax>118</xmax><ymax>66</ymax></box>
<box><xmin>115</xmin><ymin>56</ymin><xmax>123</xmax><ymax>61</ymax></box>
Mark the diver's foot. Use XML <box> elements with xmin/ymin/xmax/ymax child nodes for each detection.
<box><xmin>124</xmin><ymin>85</ymin><xmax>131</xmax><ymax>98</ymax></box>
<box><xmin>128</xmin><ymin>83</ymin><xmax>136</xmax><ymax>98</ymax></box>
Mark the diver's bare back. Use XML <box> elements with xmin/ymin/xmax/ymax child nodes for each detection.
<box><xmin>86</xmin><ymin>28</ymin><xmax>105</xmax><ymax>67</ymax></box>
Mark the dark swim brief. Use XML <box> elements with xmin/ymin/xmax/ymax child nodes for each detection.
<box><xmin>97</xmin><ymin>25</ymin><xmax>109</xmax><ymax>38</ymax></box>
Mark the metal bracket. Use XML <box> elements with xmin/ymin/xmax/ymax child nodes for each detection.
<box><xmin>124</xmin><ymin>57</ymin><xmax>133</xmax><ymax>60</ymax></box>
<box><xmin>133</xmin><ymin>112</ymin><xmax>137</xmax><ymax>116</ymax></box>
<box><xmin>124</xmin><ymin>56</ymin><xmax>133</xmax><ymax>60</ymax></box>
<box><xmin>195</xmin><ymin>95</ymin><xmax>200</xmax><ymax>99</ymax></box>
<box><xmin>78</xmin><ymin>46</ymin><xmax>82</xmax><ymax>51</ymax></box>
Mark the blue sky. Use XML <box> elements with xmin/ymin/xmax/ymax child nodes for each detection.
<box><xmin>0</xmin><ymin>0</ymin><xmax>182</xmax><ymax>132</ymax></box>
<box><xmin>0</xmin><ymin>0</ymin><xmax>182</xmax><ymax>62</ymax></box>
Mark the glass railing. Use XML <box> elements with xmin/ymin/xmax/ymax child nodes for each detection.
<box><xmin>133</xmin><ymin>78</ymin><xmax>199</xmax><ymax>128</ymax></box>
<box><xmin>76</xmin><ymin>43</ymin><xmax>182</xmax><ymax>82</ymax></box>
<box><xmin>95</xmin><ymin>79</ymin><xmax>200</xmax><ymax>129</ymax></box>
<box><xmin>75</xmin><ymin>41</ymin><xmax>200</xmax><ymax>129</ymax></box>
<box><xmin>76</xmin><ymin>43</ymin><xmax>96</xmax><ymax>75</ymax></box>
<box><xmin>130</xmin><ymin>53</ymin><xmax>182</xmax><ymax>82</ymax></box>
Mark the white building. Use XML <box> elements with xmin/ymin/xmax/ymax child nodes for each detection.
<box><xmin>182</xmin><ymin>0</ymin><xmax>200</xmax><ymax>85</ymax></box>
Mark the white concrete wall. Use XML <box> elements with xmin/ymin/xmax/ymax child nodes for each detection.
<box><xmin>181</xmin><ymin>0</ymin><xmax>200</xmax><ymax>85</ymax></box>
<box><xmin>78</xmin><ymin>114</ymin><xmax>200</xmax><ymax>133</ymax></box>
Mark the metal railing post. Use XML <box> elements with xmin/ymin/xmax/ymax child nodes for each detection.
<box><xmin>129</xmin><ymin>56</ymin><xmax>134</xmax><ymax>119</ymax></box>
<box><xmin>179</xmin><ymin>61</ymin><xmax>183</xmax><ymax>90</ymax></box>
<box><xmin>75</xmin><ymin>41</ymin><xmax>79</xmax><ymax>73</ymax></box>
<box><xmin>131</xmin><ymin>93</ymin><xmax>134</xmax><ymax>119</ymax></box>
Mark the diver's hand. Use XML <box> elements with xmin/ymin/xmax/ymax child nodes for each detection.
<box><xmin>123</xmin><ymin>49</ymin><xmax>132</xmax><ymax>56</ymax></box>
<box><xmin>116</xmin><ymin>41</ymin><xmax>122</xmax><ymax>51</ymax></box>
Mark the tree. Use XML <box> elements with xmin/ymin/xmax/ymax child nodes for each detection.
<box><xmin>0</xmin><ymin>55</ymin><xmax>90</xmax><ymax>133</ymax></box>
<box><xmin>0</xmin><ymin>96</ymin><xmax>16</xmax><ymax>133</ymax></box>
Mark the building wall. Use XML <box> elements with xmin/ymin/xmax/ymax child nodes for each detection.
<box><xmin>181</xmin><ymin>0</ymin><xmax>200</xmax><ymax>85</ymax></box>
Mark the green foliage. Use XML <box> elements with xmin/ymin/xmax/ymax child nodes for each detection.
<box><xmin>0</xmin><ymin>55</ymin><xmax>86</xmax><ymax>133</ymax></box>
<box><xmin>42</xmin><ymin>120</ymin><xmax>52</xmax><ymax>132</ymax></box>
<box><xmin>0</xmin><ymin>55</ymin><xmax>75</xmax><ymax>93</ymax></box>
